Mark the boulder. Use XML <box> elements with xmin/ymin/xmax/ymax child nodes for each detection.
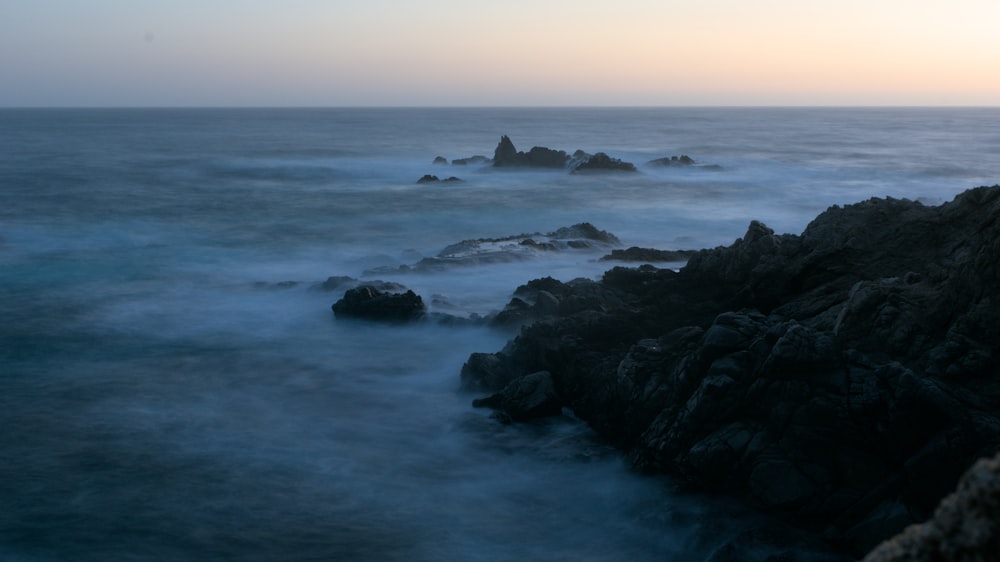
<box><xmin>331</xmin><ymin>285</ymin><xmax>425</xmax><ymax>322</ymax></box>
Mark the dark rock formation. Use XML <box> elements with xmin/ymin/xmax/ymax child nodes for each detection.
<box><xmin>647</xmin><ymin>155</ymin><xmax>722</xmax><ymax>170</ymax></box>
<box><xmin>492</xmin><ymin>135</ymin><xmax>569</xmax><ymax>168</ymax></box>
<box><xmin>600</xmin><ymin>246</ymin><xmax>697</xmax><ymax>263</ymax></box>
<box><xmin>461</xmin><ymin>186</ymin><xmax>1000</xmax><ymax>556</ymax></box>
<box><xmin>416</xmin><ymin>175</ymin><xmax>463</xmax><ymax>184</ymax></box>
<box><xmin>492</xmin><ymin>135</ymin><xmax>520</xmax><ymax>165</ymax></box>
<box><xmin>452</xmin><ymin>155</ymin><xmax>490</xmax><ymax>166</ymax></box>
<box><xmin>433</xmin><ymin>156</ymin><xmax>448</xmax><ymax>165</ymax></box>
<box><xmin>862</xmin><ymin>452</ymin><xmax>1000</xmax><ymax>561</ymax></box>
<box><xmin>648</xmin><ymin>155</ymin><xmax>696</xmax><ymax>167</ymax></box>
<box><xmin>331</xmin><ymin>285</ymin><xmax>425</xmax><ymax>322</ymax></box>
<box><xmin>488</xmin><ymin>135</ymin><xmax>638</xmax><ymax>172</ymax></box>
<box><xmin>367</xmin><ymin>223</ymin><xmax>621</xmax><ymax>275</ymax></box>
<box><xmin>472</xmin><ymin>371</ymin><xmax>562</xmax><ymax>423</ymax></box>
<box><xmin>572</xmin><ymin>152</ymin><xmax>638</xmax><ymax>173</ymax></box>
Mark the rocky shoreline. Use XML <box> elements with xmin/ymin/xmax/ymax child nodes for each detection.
<box><xmin>458</xmin><ymin>186</ymin><xmax>1000</xmax><ymax>556</ymax></box>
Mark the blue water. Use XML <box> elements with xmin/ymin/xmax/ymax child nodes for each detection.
<box><xmin>2</xmin><ymin>108</ymin><xmax>998</xmax><ymax>561</ymax></box>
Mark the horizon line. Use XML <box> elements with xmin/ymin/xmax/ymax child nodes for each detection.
<box><xmin>2</xmin><ymin>104</ymin><xmax>999</xmax><ymax>110</ymax></box>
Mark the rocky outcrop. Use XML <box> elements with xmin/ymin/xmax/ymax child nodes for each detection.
<box><xmin>492</xmin><ymin>135</ymin><xmax>569</xmax><ymax>168</ymax></box>
<box><xmin>462</xmin><ymin>186</ymin><xmax>1000</xmax><ymax>556</ymax></box>
<box><xmin>572</xmin><ymin>152</ymin><xmax>637</xmax><ymax>173</ymax></box>
<box><xmin>647</xmin><ymin>155</ymin><xmax>722</xmax><ymax>170</ymax></box>
<box><xmin>432</xmin><ymin>156</ymin><xmax>448</xmax><ymax>165</ymax></box>
<box><xmin>472</xmin><ymin>371</ymin><xmax>562</xmax><ymax>423</ymax></box>
<box><xmin>366</xmin><ymin>223</ymin><xmax>621</xmax><ymax>275</ymax></box>
<box><xmin>417</xmin><ymin>174</ymin><xmax>462</xmax><ymax>184</ymax></box>
<box><xmin>331</xmin><ymin>285</ymin><xmax>425</xmax><ymax>322</ymax></box>
<box><xmin>648</xmin><ymin>155</ymin><xmax>696</xmax><ymax>167</ymax></box>
<box><xmin>600</xmin><ymin>246</ymin><xmax>696</xmax><ymax>263</ymax></box>
<box><xmin>862</xmin><ymin>452</ymin><xmax>1000</xmax><ymax>561</ymax></box>
<box><xmin>490</xmin><ymin>136</ymin><xmax>636</xmax><ymax>172</ymax></box>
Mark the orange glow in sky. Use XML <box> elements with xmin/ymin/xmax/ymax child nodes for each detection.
<box><xmin>1</xmin><ymin>0</ymin><xmax>997</xmax><ymax>106</ymax></box>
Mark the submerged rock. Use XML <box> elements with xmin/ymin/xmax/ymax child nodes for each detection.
<box><xmin>332</xmin><ymin>285</ymin><xmax>425</xmax><ymax>322</ymax></box>
<box><xmin>367</xmin><ymin>223</ymin><xmax>621</xmax><ymax>275</ymax></box>
<box><xmin>452</xmin><ymin>155</ymin><xmax>490</xmax><ymax>166</ymax></box>
<box><xmin>461</xmin><ymin>185</ymin><xmax>1000</xmax><ymax>556</ymax></box>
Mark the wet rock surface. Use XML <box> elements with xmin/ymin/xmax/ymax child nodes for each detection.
<box><xmin>365</xmin><ymin>222</ymin><xmax>621</xmax><ymax>275</ymax></box>
<box><xmin>331</xmin><ymin>285</ymin><xmax>426</xmax><ymax>322</ymax></box>
<box><xmin>462</xmin><ymin>186</ymin><xmax>1000</xmax><ymax>556</ymax></box>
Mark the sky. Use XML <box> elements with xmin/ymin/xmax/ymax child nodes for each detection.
<box><xmin>1</xmin><ymin>0</ymin><xmax>998</xmax><ymax>107</ymax></box>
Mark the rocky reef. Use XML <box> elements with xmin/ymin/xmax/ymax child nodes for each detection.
<box><xmin>364</xmin><ymin>222</ymin><xmax>621</xmax><ymax>275</ymax></box>
<box><xmin>461</xmin><ymin>186</ymin><xmax>1000</xmax><ymax>556</ymax></box>
<box><xmin>428</xmin><ymin>136</ymin><xmax>719</xmax><ymax>175</ymax></box>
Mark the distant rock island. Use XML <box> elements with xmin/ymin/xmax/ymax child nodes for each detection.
<box><xmin>426</xmin><ymin>135</ymin><xmax>720</xmax><ymax>175</ymax></box>
<box><xmin>460</xmin><ymin>185</ymin><xmax>1000</xmax><ymax>557</ymax></box>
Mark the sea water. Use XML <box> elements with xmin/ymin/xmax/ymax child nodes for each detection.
<box><xmin>2</xmin><ymin>108</ymin><xmax>998</xmax><ymax>561</ymax></box>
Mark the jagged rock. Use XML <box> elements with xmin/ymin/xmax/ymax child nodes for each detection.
<box><xmin>600</xmin><ymin>247</ymin><xmax>696</xmax><ymax>263</ymax></box>
<box><xmin>571</xmin><ymin>152</ymin><xmax>637</xmax><ymax>172</ymax></box>
<box><xmin>862</xmin><ymin>452</ymin><xmax>1000</xmax><ymax>562</ymax></box>
<box><xmin>461</xmin><ymin>186</ymin><xmax>1000</xmax><ymax>556</ymax></box>
<box><xmin>492</xmin><ymin>135</ymin><xmax>520</xmax><ymax>166</ymax></box>
<box><xmin>331</xmin><ymin>285</ymin><xmax>425</xmax><ymax>322</ymax></box>
<box><xmin>492</xmin><ymin>135</ymin><xmax>568</xmax><ymax>168</ymax></box>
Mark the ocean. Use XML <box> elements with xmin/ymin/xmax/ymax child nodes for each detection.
<box><xmin>2</xmin><ymin>107</ymin><xmax>998</xmax><ymax>561</ymax></box>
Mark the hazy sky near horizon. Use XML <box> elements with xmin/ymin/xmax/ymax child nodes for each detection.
<box><xmin>1</xmin><ymin>0</ymin><xmax>998</xmax><ymax>106</ymax></box>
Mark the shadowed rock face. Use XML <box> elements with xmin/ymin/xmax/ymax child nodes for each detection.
<box><xmin>862</xmin><ymin>452</ymin><xmax>1000</xmax><ymax>562</ymax></box>
<box><xmin>462</xmin><ymin>186</ymin><xmax>1000</xmax><ymax>556</ymax></box>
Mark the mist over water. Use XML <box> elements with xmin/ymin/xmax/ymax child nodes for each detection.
<box><xmin>2</xmin><ymin>108</ymin><xmax>998</xmax><ymax>560</ymax></box>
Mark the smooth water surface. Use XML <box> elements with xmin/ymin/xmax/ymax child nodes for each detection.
<box><xmin>2</xmin><ymin>108</ymin><xmax>998</xmax><ymax>561</ymax></box>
